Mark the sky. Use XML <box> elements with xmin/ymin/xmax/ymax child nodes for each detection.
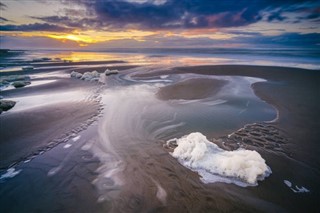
<box><xmin>0</xmin><ymin>0</ymin><xmax>319</xmax><ymax>49</ymax></box>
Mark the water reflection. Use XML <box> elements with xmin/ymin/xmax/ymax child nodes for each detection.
<box><xmin>1</xmin><ymin>49</ymin><xmax>319</xmax><ymax>70</ymax></box>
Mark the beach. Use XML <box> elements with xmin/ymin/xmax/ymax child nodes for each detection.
<box><xmin>0</xmin><ymin>54</ymin><xmax>319</xmax><ymax>212</ymax></box>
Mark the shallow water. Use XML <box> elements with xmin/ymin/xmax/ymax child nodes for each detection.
<box><xmin>76</xmin><ymin>66</ymin><xmax>280</xmax><ymax>211</ymax></box>
<box><xmin>0</xmin><ymin>64</ymin><xmax>278</xmax><ymax>212</ymax></box>
<box><xmin>0</xmin><ymin>54</ymin><xmax>319</xmax><ymax>212</ymax></box>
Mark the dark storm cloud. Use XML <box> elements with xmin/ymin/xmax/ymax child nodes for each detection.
<box><xmin>30</xmin><ymin>15</ymin><xmax>104</xmax><ymax>29</ymax></box>
<box><xmin>299</xmin><ymin>7</ymin><xmax>320</xmax><ymax>20</ymax></box>
<box><xmin>0</xmin><ymin>17</ymin><xmax>9</xmax><ymax>22</ymax></box>
<box><xmin>90</xmin><ymin>0</ymin><xmax>264</xmax><ymax>29</ymax></box>
<box><xmin>0</xmin><ymin>23</ymin><xmax>71</xmax><ymax>32</ymax></box>
<box><xmin>267</xmin><ymin>12</ymin><xmax>287</xmax><ymax>22</ymax></box>
<box><xmin>61</xmin><ymin>0</ymin><xmax>319</xmax><ymax>29</ymax></box>
<box><xmin>25</xmin><ymin>0</ymin><xmax>319</xmax><ymax>31</ymax></box>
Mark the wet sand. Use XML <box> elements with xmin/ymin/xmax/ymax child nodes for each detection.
<box><xmin>0</xmin><ymin>76</ymin><xmax>103</xmax><ymax>168</ymax></box>
<box><xmin>0</xmin><ymin>62</ymin><xmax>138</xmax><ymax>170</ymax></box>
<box><xmin>158</xmin><ymin>65</ymin><xmax>320</xmax><ymax>166</ymax></box>
<box><xmin>133</xmin><ymin>65</ymin><xmax>320</xmax><ymax>212</ymax></box>
<box><xmin>1</xmin><ymin>63</ymin><xmax>319</xmax><ymax>212</ymax></box>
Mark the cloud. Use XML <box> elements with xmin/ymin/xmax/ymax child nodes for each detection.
<box><xmin>1</xmin><ymin>0</ymin><xmax>319</xmax><ymax>49</ymax></box>
<box><xmin>55</xmin><ymin>0</ymin><xmax>319</xmax><ymax>30</ymax></box>
<box><xmin>0</xmin><ymin>23</ymin><xmax>71</xmax><ymax>32</ymax></box>
<box><xmin>0</xmin><ymin>2</ymin><xmax>7</xmax><ymax>9</ymax></box>
<box><xmin>267</xmin><ymin>12</ymin><xmax>287</xmax><ymax>22</ymax></box>
<box><xmin>89</xmin><ymin>31</ymin><xmax>320</xmax><ymax>48</ymax></box>
<box><xmin>0</xmin><ymin>17</ymin><xmax>9</xmax><ymax>22</ymax></box>
<box><xmin>30</xmin><ymin>16</ymin><xmax>103</xmax><ymax>30</ymax></box>
<box><xmin>89</xmin><ymin>0</ymin><xmax>263</xmax><ymax>29</ymax></box>
<box><xmin>299</xmin><ymin>7</ymin><xmax>320</xmax><ymax>20</ymax></box>
<box><xmin>225</xmin><ymin>30</ymin><xmax>263</xmax><ymax>36</ymax></box>
<box><xmin>2</xmin><ymin>30</ymin><xmax>319</xmax><ymax>49</ymax></box>
<box><xmin>0</xmin><ymin>35</ymin><xmax>82</xmax><ymax>49</ymax></box>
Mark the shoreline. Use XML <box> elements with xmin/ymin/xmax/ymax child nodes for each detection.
<box><xmin>134</xmin><ymin>64</ymin><xmax>320</xmax><ymax>80</ymax></box>
<box><xmin>0</xmin><ymin>63</ymin><xmax>319</xmax><ymax>212</ymax></box>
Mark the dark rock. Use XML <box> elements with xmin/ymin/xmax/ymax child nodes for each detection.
<box><xmin>0</xmin><ymin>100</ymin><xmax>16</xmax><ymax>113</ymax></box>
<box><xmin>12</xmin><ymin>81</ymin><xmax>31</xmax><ymax>88</ymax></box>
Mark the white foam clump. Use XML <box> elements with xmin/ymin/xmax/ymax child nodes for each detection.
<box><xmin>284</xmin><ymin>180</ymin><xmax>310</xmax><ymax>193</ymax></box>
<box><xmin>63</xmin><ymin>143</ymin><xmax>72</xmax><ymax>149</ymax></box>
<box><xmin>72</xmin><ymin>135</ymin><xmax>81</xmax><ymax>142</ymax></box>
<box><xmin>0</xmin><ymin>168</ymin><xmax>21</xmax><ymax>180</ymax></box>
<box><xmin>169</xmin><ymin>132</ymin><xmax>271</xmax><ymax>185</ymax></box>
<box><xmin>70</xmin><ymin>71</ymin><xmax>83</xmax><ymax>79</ymax></box>
<box><xmin>70</xmin><ymin>71</ymin><xmax>100</xmax><ymax>82</ymax></box>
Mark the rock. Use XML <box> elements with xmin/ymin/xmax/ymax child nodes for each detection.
<box><xmin>32</xmin><ymin>57</ymin><xmax>51</xmax><ymax>62</ymax></box>
<box><xmin>1</xmin><ymin>75</ymin><xmax>30</xmax><ymax>83</ymax></box>
<box><xmin>104</xmin><ymin>69</ymin><xmax>119</xmax><ymax>76</ymax></box>
<box><xmin>12</xmin><ymin>81</ymin><xmax>31</xmax><ymax>88</ymax></box>
<box><xmin>1</xmin><ymin>75</ymin><xmax>31</xmax><ymax>90</ymax></box>
<box><xmin>0</xmin><ymin>100</ymin><xmax>16</xmax><ymax>113</ymax></box>
<box><xmin>22</xmin><ymin>66</ymin><xmax>34</xmax><ymax>71</ymax></box>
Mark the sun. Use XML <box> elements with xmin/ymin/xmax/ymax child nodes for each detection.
<box><xmin>47</xmin><ymin>34</ymin><xmax>95</xmax><ymax>44</ymax></box>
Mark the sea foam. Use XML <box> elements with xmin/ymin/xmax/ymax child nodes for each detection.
<box><xmin>0</xmin><ymin>168</ymin><xmax>21</xmax><ymax>181</ymax></box>
<box><xmin>284</xmin><ymin>180</ymin><xmax>310</xmax><ymax>193</ymax></box>
<box><xmin>169</xmin><ymin>132</ymin><xmax>271</xmax><ymax>186</ymax></box>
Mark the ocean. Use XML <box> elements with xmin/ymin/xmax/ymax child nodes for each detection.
<box><xmin>1</xmin><ymin>47</ymin><xmax>319</xmax><ymax>71</ymax></box>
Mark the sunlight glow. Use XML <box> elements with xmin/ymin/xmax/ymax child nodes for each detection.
<box><xmin>47</xmin><ymin>34</ymin><xmax>96</xmax><ymax>44</ymax></box>
<box><xmin>2</xmin><ymin>29</ymin><xmax>157</xmax><ymax>46</ymax></box>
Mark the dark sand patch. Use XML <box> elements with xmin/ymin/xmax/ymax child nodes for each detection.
<box><xmin>252</xmin><ymin>78</ymin><xmax>320</xmax><ymax>170</ymax></box>
<box><xmin>0</xmin><ymin>126</ymin><xmax>104</xmax><ymax>213</ymax></box>
<box><xmin>0</xmin><ymin>73</ymin><xmax>103</xmax><ymax>168</ymax></box>
<box><xmin>109</xmin><ymin>142</ymin><xmax>262</xmax><ymax>212</ymax></box>
<box><xmin>0</xmin><ymin>101</ymin><xmax>99</xmax><ymax>168</ymax></box>
<box><xmin>157</xmin><ymin>78</ymin><xmax>227</xmax><ymax>100</ymax></box>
